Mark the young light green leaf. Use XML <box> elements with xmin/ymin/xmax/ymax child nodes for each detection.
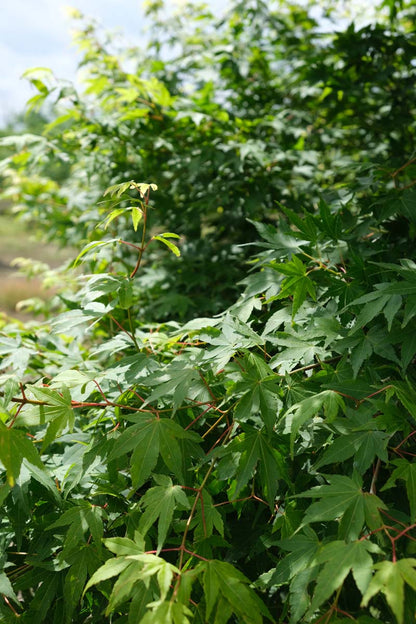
<box><xmin>0</xmin><ymin>421</ymin><xmax>44</xmax><ymax>486</ymax></box>
<box><xmin>103</xmin><ymin>180</ymin><xmax>135</xmax><ymax>198</ymax></box>
<box><xmin>100</xmin><ymin>207</ymin><xmax>126</xmax><ymax>230</ymax></box>
<box><xmin>361</xmin><ymin>559</ymin><xmax>416</xmax><ymax>624</ymax></box>
<box><xmin>131</xmin><ymin>206</ymin><xmax>143</xmax><ymax>231</ymax></box>
<box><xmin>72</xmin><ymin>239</ymin><xmax>119</xmax><ymax>267</ymax></box>
<box><xmin>152</xmin><ymin>234</ymin><xmax>181</xmax><ymax>257</ymax></box>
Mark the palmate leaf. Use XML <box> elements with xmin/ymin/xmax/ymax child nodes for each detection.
<box><xmin>268</xmin><ymin>534</ymin><xmax>377</xmax><ymax>623</ymax></box>
<box><xmin>202</xmin><ymin>316</ymin><xmax>263</xmax><ymax>373</ymax></box>
<box><xmin>203</xmin><ymin>560</ymin><xmax>273</xmax><ymax>623</ymax></box>
<box><xmin>271</xmin><ymin>255</ymin><xmax>316</xmax><ymax>317</ymax></box>
<box><xmin>361</xmin><ymin>559</ymin><xmax>416</xmax><ymax>624</ymax></box>
<box><xmin>128</xmin><ymin>584</ymin><xmax>155</xmax><ymax>624</ymax></box>
<box><xmin>233</xmin><ymin>353</ymin><xmax>281</xmax><ymax>433</ymax></box>
<box><xmin>308</xmin><ymin>540</ymin><xmax>381</xmax><ymax>615</ymax></box>
<box><xmin>139</xmin><ymin>601</ymin><xmax>193</xmax><ymax>624</ymax></box>
<box><xmin>283</xmin><ymin>390</ymin><xmax>345</xmax><ymax>456</ymax></box>
<box><xmin>298</xmin><ymin>474</ymin><xmax>387</xmax><ymax>540</ymax></box>
<box><xmin>26</xmin><ymin>384</ymin><xmax>74</xmax><ymax>450</ymax></box>
<box><xmin>314</xmin><ymin>428</ymin><xmax>390</xmax><ymax>474</ymax></box>
<box><xmin>269</xmin><ymin>332</ymin><xmax>328</xmax><ymax>373</ymax></box>
<box><xmin>63</xmin><ymin>546</ymin><xmax>99</xmax><ymax>624</ymax></box>
<box><xmin>85</xmin><ymin>533</ymin><xmax>181</xmax><ymax>620</ymax></box>
<box><xmin>266</xmin><ymin>528</ymin><xmax>321</xmax><ymax>588</ymax></box>
<box><xmin>109</xmin><ymin>415</ymin><xmax>202</xmax><ymax>488</ymax></box>
<box><xmin>0</xmin><ymin>420</ymin><xmax>44</xmax><ymax>486</ymax></box>
<box><xmin>219</xmin><ymin>429</ymin><xmax>286</xmax><ymax>509</ymax></box>
<box><xmin>193</xmin><ymin>491</ymin><xmax>224</xmax><ymax>539</ymax></box>
<box><xmin>139</xmin><ymin>474</ymin><xmax>190</xmax><ymax>553</ymax></box>
<box><xmin>143</xmin><ymin>360</ymin><xmax>208</xmax><ymax>412</ymax></box>
<box><xmin>47</xmin><ymin>501</ymin><xmax>107</xmax><ymax>554</ymax></box>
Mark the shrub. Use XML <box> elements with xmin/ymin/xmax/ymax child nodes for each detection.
<box><xmin>1</xmin><ymin>1</ymin><xmax>416</xmax><ymax>622</ymax></box>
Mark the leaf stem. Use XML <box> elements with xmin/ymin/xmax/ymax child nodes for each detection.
<box><xmin>130</xmin><ymin>187</ymin><xmax>150</xmax><ymax>279</ymax></box>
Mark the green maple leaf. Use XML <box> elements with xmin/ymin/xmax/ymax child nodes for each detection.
<box><xmin>223</xmin><ymin>429</ymin><xmax>286</xmax><ymax>509</ymax></box>
<box><xmin>361</xmin><ymin>559</ymin><xmax>416</xmax><ymax>624</ymax></box>
<box><xmin>273</xmin><ymin>255</ymin><xmax>316</xmax><ymax>317</ymax></box>
<box><xmin>233</xmin><ymin>353</ymin><xmax>281</xmax><ymax>433</ymax></box>
<box><xmin>315</xmin><ymin>428</ymin><xmax>389</xmax><ymax>474</ymax></box>
<box><xmin>203</xmin><ymin>560</ymin><xmax>273</xmax><ymax>623</ymax></box>
<box><xmin>202</xmin><ymin>316</ymin><xmax>263</xmax><ymax>373</ymax></box>
<box><xmin>109</xmin><ymin>415</ymin><xmax>201</xmax><ymax>488</ymax></box>
<box><xmin>139</xmin><ymin>601</ymin><xmax>193</xmax><ymax>624</ymax></box>
<box><xmin>26</xmin><ymin>384</ymin><xmax>74</xmax><ymax>450</ymax></box>
<box><xmin>143</xmin><ymin>360</ymin><xmax>208</xmax><ymax>412</ymax></box>
<box><xmin>0</xmin><ymin>420</ymin><xmax>44</xmax><ymax>486</ymax></box>
<box><xmin>267</xmin><ymin>528</ymin><xmax>321</xmax><ymax>587</ymax></box>
<box><xmin>139</xmin><ymin>474</ymin><xmax>190</xmax><ymax>553</ymax></box>
<box><xmin>84</xmin><ymin>533</ymin><xmax>180</xmax><ymax>617</ymax></box>
<box><xmin>283</xmin><ymin>390</ymin><xmax>345</xmax><ymax>457</ymax></box>
<box><xmin>63</xmin><ymin>546</ymin><xmax>99</xmax><ymax>623</ymax></box>
<box><xmin>298</xmin><ymin>474</ymin><xmax>387</xmax><ymax>540</ymax></box>
<box><xmin>47</xmin><ymin>501</ymin><xmax>106</xmax><ymax>554</ymax></box>
<box><xmin>193</xmin><ymin>491</ymin><xmax>224</xmax><ymax>539</ymax></box>
<box><xmin>308</xmin><ymin>540</ymin><xmax>381</xmax><ymax>615</ymax></box>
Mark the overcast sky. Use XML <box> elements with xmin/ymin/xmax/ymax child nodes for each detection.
<box><xmin>0</xmin><ymin>0</ymin><xmax>179</xmax><ymax>125</ymax></box>
<box><xmin>0</xmin><ymin>0</ymin><xmax>380</xmax><ymax>126</ymax></box>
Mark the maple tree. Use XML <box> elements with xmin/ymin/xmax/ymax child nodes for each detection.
<box><xmin>1</xmin><ymin>0</ymin><xmax>416</xmax><ymax>622</ymax></box>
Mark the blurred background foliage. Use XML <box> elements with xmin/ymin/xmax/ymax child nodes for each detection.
<box><xmin>1</xmin><ymin>0</ymin><xmax>415</xmax><ymax>321</ymax></box>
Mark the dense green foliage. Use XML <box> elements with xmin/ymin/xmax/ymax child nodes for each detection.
<box><xmin>1</xmin><ymin>0</ymin><xmax>416</xmax><ymax>622</ymax></box>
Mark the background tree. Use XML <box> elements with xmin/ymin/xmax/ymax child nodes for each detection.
<box><xmin>3</xmin><ymin>0</ymin><xmax>415</xmax><ymax>319</ymax></box>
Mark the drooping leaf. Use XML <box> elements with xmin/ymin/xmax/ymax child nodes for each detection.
<box><xmin>221</xmin><ymin>429</ymin><xmax>285</xmax><ymax>509</ymax></box>
<box><xmin>203</xmin><ymin>560</ymin><xmax>273</xmax><ymax>623</ymax></box>
<box><xmin>139</xmin><ymin>474</ymin><xmax>190</xmax><ymax>553</ymax></box>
